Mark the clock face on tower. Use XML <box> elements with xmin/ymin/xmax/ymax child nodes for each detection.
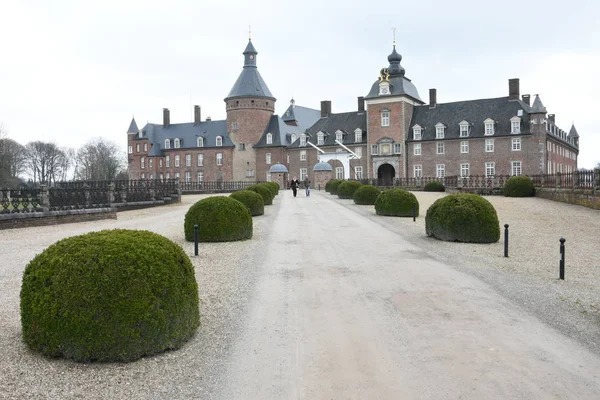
<box><xmin>249</xmin><ymin>55</ymin><xmax>254</xmax><ymax>60</ymax></box>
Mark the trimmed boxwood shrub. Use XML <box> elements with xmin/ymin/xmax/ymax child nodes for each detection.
<box><xmin>337</xmin><ymin>180</ymin><xmax>362</xmax><ymax>199</ymax></box>
<box><xmin>325</xmin><ymin>180</ymin><xmax>334</xmax><ymax>193</ymax></box>
<box><xmin>230</xmin><ymin>190</ymin><xmax>264</xmax><ymax>216</ymax></box>
<box><xmin>329</xmin><ymin>180</ymin><xmax>344</xmax><ymax>195</ymax></box>
<box><xmin>185</xmin><ymin>196</ymin><xmax>252</xmax><ymax>242</ymax></box>
<box><xmin>375</xmin><ymin>189</ymin><xmax>419</xmax><ymax>217</ymax></box>
<box><xmin>424</xmin><ymin>181</ymin><xmax>445</xmax><ymax>192</ymax></box>
<box><xmin>264</xmin><ymin>182</ymin><xmax>279</xmax><ymax>196</ymax></box>
<box><xmin>425</xmin><ymin>193</ymin><xmax>500</xmax><ymax>243</ymax></box>
<box><xmin>353</xmin><ymin>185</ymin><xmax>381</xmax><ymax>205</ymax></box>
<box><xmin>20</xmin><ymin>229</ymin><xmax>200</xmax><ymax>363</ymax></box>
<box><xmin>503</xmin><ymin>176</ymin><xmax>535</xmax><ymax>197</ymax></box>
<box><xmin>247</xmin><ymin>184</ymin><xmax>273</xmax><ymax>205</ymax></box>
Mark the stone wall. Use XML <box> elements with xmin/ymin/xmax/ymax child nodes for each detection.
<box><xmin>535</xmin><ymin>188</ymin><xmax>600</xmax><ymax>210</ymax></box>
<box><xmin>0</xmin><ymin>208</ymin><xmax>117</xmax><ymax>230</ymax></box>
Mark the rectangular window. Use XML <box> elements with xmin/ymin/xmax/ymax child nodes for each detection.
<box><xmin>246</xmin><ymin>169</ymin><xmax>255</xmax><ymax>177</ymax></box>
<box><xmin>266</xmin><ymin>172</ymin><xmax>272</xmax><ymax>182</ymax></box>
<box><xmin>185</xmin><ymin>154</ymin><xmax>191</xmax><ymax>167</ymax></box>
<box><xmin>371</xmin><ymin>144</ymin><xmax>378</xmax><ymax>155</ymax></box>
<box><xmin>461</xmin><ymin>140</ymin><xmax>469</xmax><ymax>153</ymax></box>
<box><xmin>175</xmin><ymin>155</ymin><xmax>180</xmax><ymax>167</ymax></box>
<box><xmin>232</xmin><ymin>122</ymin><xmax>238</xmax><ymax>130</ymax></box>
<box><xmin>216</xmin><ymin>136</ymin><xmax>222</xmax><ymax>146</ymax></box>
<box><xmin>511</xmin><ymin>121</ymin><xmax>520</xmax><ymax>134</ymax></box>
<box><xmin>197</xmin><ymin>172</ymin><xmax>204</xmax><ymax>183</ymax></box>
<box><xmin>216</xmin><ymin>153</ymin><xmax>223</xmax><ymax>165</ymax></box>
<box><xmin>287</xmin><ymin>154</ymin><xmax>290</xmax><ymax>164</ymax></box>
<box><xmin>354</xmin><ymin>147</ymin><xmax>362</xmax><ymax>158</ymax></box>
<box><xmin>317</xmin><ymin>134</ymin><xmax>324</xmax><ymax>145</ymax></box>
<box><xmin>300</xmin><ymin>168</ymin><xmax>308</xmax><ymax>181</ymax></box>
<box><xmin>239</xmin><ymin>143</ymin><xmax>246</xmax><ymax>151</ymax></box>
<box><xmin>149</xmin><ymin>158</ymin><xmax>153</xmax><ymax>168</ymax></box>
<box><xmin>512</xmin><ymin>138</ymin><xmax>521</xmax><ymax>151</ymax></box>
<box><xmin>136</xmin><ymin>144</ymin><xmax>140</xmax><ymax>153</ymax></box>
<box><xmin>355</xmin><ymin>131</ymin><xmax>362</xmax><ymax>142</ymax></box>
<box><xmin>197</xmin><ymin>154</ymin><xmax>203</xmax><ymax>166</ymax></box>
<box><xmin>485</xmin><ymin>123</ymin><xmax>494</xmax><ymax>136</ymax></box>
<box><xmin>141</xmin><ymin>157</ymin><xmax>145</xmax><ymax>169</ymax></box>
<box><xmin>175</xmin><ymin>172</ymin><xmax>180</xmax><ymax>180</ymax></box>
<box><xmin>511</xmin><ymin>161</ymin><xmax>522</xmax><ymax>176</ymax></box>
<box><xmin>460</xmin><ymin>125</ymin><xmax>469</xmax><ymax>137</ymax></box>
<box><xmin>141</xmin><ymin>173</ymin><xmax>145</xmax><ymax>179</ymax></box>
<box><xmin>436</xmin><ymin>164</ymin><xmax>445</xmax><ymax>178</ymax></box>
<box><xmin>144</xmin><ymin>143</ymin><xmax>148</xmax><ymax>152</ymax></box>
<box><xmin>414</xmin><ymin>143</ymin><xmax>421</xmax><ymax>155</ymax></box>
<box><xmin>485</xmin><ymin>162</ymin><xmax>495</xmax><ymax>177</ymax></box>
<box><xmin>159</xmin><ymin>173</ymin><xmax>163</xmax><ymax>180</ymax></box>
<box><xmin>266</xmin><ymin>153</ymin><xmax>271</xmax><ymax>164</ymax></box>
<box><xmin>335</xmin><ymin>167</ymin><xmax>344</xmax><ymax>179</ymax></box>
<box><xmin>485</xmin><ymin>139</ymin><xmax>494</xmax><ymax>152</ymax></box>
<box><xmin>159</xmin><ymin>159</ymin><xmax>163</xmax><ymax>168</ymax></box>
<box><xmin>355</xmin><ymin>166</ymin><xmax>363</xmax><ymax>179</ymax></box>
<box><xmin>413</xmin><ymin>165</ymin><xmax>422</xmax><ymax>178</ymax></box>
<box><xmin>394</xmin><ymin>143</ymin><xmax>401</xmax><ymax>154</ymax></box>
<box><xmin>185</xmin><ymin>171</ymin><xmax>191</xmax><ymax>183</ymax></box>
<box><xmin>300</xmin><ymin>135</ymin><xmax>306</xmax><ymax>147</ymax></box>
<box><xmin>166</xmin><ymin>156</ymin><xmax>170</xmax><ymax>168</ymax></box>
<box><xmin>381</xmin><ymin>111</ymin><xmax>390</xmax><ymax>127</ymax></box>
<box><xmin>436</xmin><ymin>126</ymin><xmax>444</xmax><ymax>139</ymax></box>
<box><xmin>128</xmin><ymin>145</ymin><xmax>133</xmax><ymax>154</ymax></box>
<box><xmin>166</xmin><ymin>172</ymin><xmax>170</xmax><ymax>180</ymax></box>
<box><xmin>414</xmin><ymin>129</ymin><xmax>422</xmax><ymax>140</ymax></box>
<box><xmin>336</xmin><ymin>132</ymin><xmax>343</xmax><ymax>143</ymax></box>
<box><xmin>300</xmin><ymin>150</ymin><xmax>307</xmax><ymax>161</ymax></box>
<box><xmin>460</xmin><ymin>163</ymin><xmax>470</xmax><ymax>177</ymax></box>
<box><xmin>437</xmin><ymin>142</ymin><xmax>444</xmax><ymax>154</ymax></box>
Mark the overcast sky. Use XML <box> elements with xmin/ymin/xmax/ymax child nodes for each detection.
<box><xmin>1</xmin><ymin>0</ymin><xmax>598</xmax><ymax>168</ymax></box>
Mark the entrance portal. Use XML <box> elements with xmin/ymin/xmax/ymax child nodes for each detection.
<box><xmin>377</xmin><ymin>163</ymin><xmax>396</xmax><ymax>186</ymax></box>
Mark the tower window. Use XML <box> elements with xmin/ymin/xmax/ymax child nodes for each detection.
<box><xmin>381</xmin><ymin>110</ymin><xmax>390</xmax><ymax>127</ymax></box>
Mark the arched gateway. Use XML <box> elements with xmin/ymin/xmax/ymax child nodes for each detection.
<box><xmin>377</xmin><ymin>163</ymin><xmax>395</xmax><ymax>186</ymax></box>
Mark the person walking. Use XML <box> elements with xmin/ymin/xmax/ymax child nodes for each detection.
<box><xmin>304</xmin><ymin>175</ymin><xmax>310</xmax><ymax>197</ymax></box>
<box><xmin>290</xmin><ymin>176</ymin><xmax>299</xmax><ymax>197</ymax></box>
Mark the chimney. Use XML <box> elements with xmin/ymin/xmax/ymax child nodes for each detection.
<box><xmin>508</xmin><ymin>78</ymin><xmax>520</xmax><ymax>100</ymax></box>
<box><xmin>522</xmin><ymin>94</ymin><xmax>531</xmax><ymax>106</ymax></box>
<box><xmin>163</xmin><ymin>108</ymin><xmax>170</xmax><ymax>127</ymax></box>
<box><xmin>194</xmin><ymin>105</ymin><xmax>201</xmax><ymax>124</ymax></box>
<box><xmin>357</xmin><ymin>96</ymin><xmax>365</xmax><ymax>113</ymax></box>
<box><xmin>548</xmin><ymin>114</ymin><xmax>555</xmax><ymax>123</ymax></box>
<box><xmin>320</xmin><ymin>100</ymin><xmax>331</xmax><ymax>118</ymax></box>
<box><xmin>429</xmin><ymin>88</ymin><xmax>437</xmax><ymax>107</ymax></box>
<box><xmin>206</xmin><ymin>116</ymin><xmax>212</xmax><ymax>122</ymax></box>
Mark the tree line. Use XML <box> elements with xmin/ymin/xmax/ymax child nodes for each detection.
<box><xmin>0</xmin><ymin>123</ymin><xmax>127</xmax><ymax>188</ymax></box>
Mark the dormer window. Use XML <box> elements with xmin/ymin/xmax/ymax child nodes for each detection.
<box><xmin>484</xmin><ymin>118</ymin><xmax>495</xmax><ymax>136</ymax></box>
<box><xmin>459</xmin><ymin>121</ymin><xmax>470</xmax><ymax>137</ymax></box>
<box><xmin>197</xmin><ymin>137</ymin><xmax>204</xmax><ymax>147</ymax></box>
<box><xmin>381</xmin><ymin>110</ymin><xmax>390</xmax><ymax>127</ymax></box>
<box><xmin>300</xmin><ymin>134</ymin><xmax>307</xmax><ymax>147</ymax></box>
<box><xmin>174</xmin><ymin>138</ymin><xmax>181</xmax><ymax>148</ymax></box>
<box><xmin>354</xmin><ymin>129</ymin><xmax>362</xmax><ymax>143</ymax></box>
<box><xmin>317</xmin><ymin>132</ymin><xmax>324</xmax><ymax>145</ymax></box>
<box><xmin>510</xmin><ymin>116</ymin><xmax>521</xmax><ymax>134</ymax></box>
<box><xmin>435</xmin><ymin>123</ymin><xmax>445</xmax><ymax>139</ymax></box>
<box><xmin>216</xmin><ymin>136</ymin><xmax>223</xmax><ymax>146</ymax></box>
<box><xmin>291</xmin><ymin>133</ymin><xmax>297</xmax><ymax>144</ymax></box>
<box><xmin>164</xmin><ymin>139</ymin><xmax>171</xmax><ymax>149</ymax></box>
<box><xmin>335</xmin><ymin>131</ymin><xmax>343</xmax><ymax>143</ymax></box>
<box><xmin>413</xmin><ymin>125</ymin><xmax>422</xmax><ymax>140</ymax></box>
<box><xmin>266</xmin><ymin>133</ymin><xmax>273</xmax><ymax>145</ymax></box>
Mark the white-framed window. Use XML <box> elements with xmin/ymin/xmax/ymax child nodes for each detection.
<box><xmin>159</xmin><ymin>173</ymin><xmax>163</xmax><ymax>180</ymax></box>
<box><xmin>135</xmin><ymin>143</ymin><xmax>140</xmax><ymax>153</ymax></box>
<box><xmin>239</xmin><ymin>143</ymin><xmax>246</xmax><ymax>151</ymax></box>
<box><xmin>381</xmin><ymin>110</ymin><xmax>390</xmax><ymax>127</ymax></box>
<box><xmin>335</xmin><ymin>167</ymin><xmax>344</xmax><ymax>179</ymax></box>
<box><xmin>413</xmin><ymin>125</ymin><xmax>422</xmax><ymax>140</ymax></box>
<box><xmin>436</xmin><ymin>164</ymin><xmax>445</xmax><ymax>178</ymax></box>
<box><xmin>144</xmin><ymin>143</ymin><xmax>148</xmax><ymax>152</ymax></box>
<box><xmin>460</xmin><ymin>163</ymin><xmax>470</xmax><ymax>177</ymax></box>
<box><xmin>300</xmin><ymin>134</ymin><xmax>307</xmax><ymax>147</ymax></box>
<box><xmin>141</xmin><ymin>173</ymin><xmax>145</xmax><ymax>179</ymax></box>
<box><xmin>336</xmin><ymin>131</ymin><xmax>343</xmax><ymax>143</ymax></box>
<box><xmin>197</xmin><ymin>137</ymin><xmax>204</xmax><ymax>147</ymax></box>
<box><xmin>185</xmin><ymin>171</ymin><xmax>191</xmax><ymax>183</ymax></box>
<box><xmin>355</xmin><ymin>129</ymin><xmax>362</xmax><ymax>143</ymax></box>
<box><xmin>266</xmin><ymin>172</ymin><xmax>272</xmax><ymax>182</ymax></box>
<box><xmin>174</xmin><ymin>138</ymin><xmax>181</xmax><ymax>148</ymax></box>
<box><xmin>371</xmin><ymin>144</ymin><xmax>379</xmax><ymax>155</ymax></box>
<box><xmin>164</xmin><ymin>139</ymin><xmax>170</xmax><ymax>149</ymax></box>
<box><xmin>485</xmin><ymin>162</ymin><xmax>495</xmax><ymax>177</ymax></box>
<box><xmin>246</xmin><ymin>169</ymin><xmax>255</xmax><ymax>177</ymax></box>
<box><xmin>512</xmin><ymin>137</ymin><xmax>521</xmax><ymax>151</ymax></box>
<box><xmin>128</xmin><ymin>145</ymin><xmax>133</xmax><ymax>154</ymax></box>
<box><xmin>413</xmin><ymin>165</ymin><xmax>422</xmax><ymax>178</ymax></box>
<box><xmin>216</xmin><ymin>153</ymin><xmax>223</xmax><ymax>165</ymax></box>
<box><xmin>175</xmin><ymin>172</ymin><xmax>180</xmax><ymax>180</ymax></box>
<box><xmin>394</xmin><ymin>143</ymin><xmax>401</xmax><ymax>154</ymax></box>
<box><xmin>159</xmin><ymin>159</ymin><xmax>163</xmax><ymax>168</ymax></box>
<box><xmin>174</xmin><ymin>155</ymin><xmax>180</xmax><ymax>167</ymax></box>
<box><xmin>149</xmin><ymin>158</ymin><xmax>153</xmax><ymax>168</ymax></box>
<box><xmin>141</xmin><ymin>157</ymin><xmax>145</xmax><ymax>169</ymax></box>
<box><xmin>317</xmin><ymin>132</ymin><xmax>325</xmax><ymax>145</ymax></box>
<box><xmin>287</xmin><ymin>154</ymin><xmax>290</xmax><ymax>163</ymax></box>
<box><xmin>185</xmin><ymin>154</ymin><xmax>191</xmax><ymax>167</ymax></box>
<box><xmin>355</xmin><ymin>166</ymin><xmax>363</xmax><ymax>179</ymax></box>
<box><xmin>166</xmin><ymin>155</ymin><xmax>170</xmax><ymax>167</ymax></box>
<box><xmin>266</xmin><ymin>153</ymin><xmax>271</xmax><ymax>164</ymax></box>
<box><xmin>485</xmin><ymin>139</ymin><xmax>494</xmax><ymax>152</ymax></box>
<box><xmin>484</xmin><ymin>118</ymin><xmax>495</xmax><ymax>136</ymax></box>
<box><xmin>510</xmin><ymin>117</ymin><xmax>521</xmax><ymax>134</ymax></box>
<box><xmin>197</xmin><ymin>153</ymin><xmax>203</xmax><ymax>166</ymax></box>
<box><xmin>197</xmin><ymin>172</ymin><xmax>204</xmax><ymax>183</ymax></box>
<box><xmin>300</xmin><ymin>168</ymin><xmax>308</xmax><ymax>181</ymax></box>
<box><xmin>300</xmin><ymin>150</ymin><xmax>306</xmax><ymax>161</ymax></box>
<box><xmin>461</xmin><ymin>140</ymin><xmax>469</xmax><ymax>153</ymax></box>
<box><xmin>511</xmin><ymin>161</ymin><xmax>522</xmax><ymax>176</ymax></box>
<box><xmin>232</xmin><ymin>122</ymin><xmax>238</xmax><ymax>130</ymax></box>
<box><xmin>216</xmin><ymin>136</ymin><xmax>223</xmax><ymax>146</ymax></box>
<box><xmin>414</xmin><ymin>143</ymin><xmax>421</xmax><ymax>155</ymax></box>
<box><xmin>459</xmin><ymin>121</ymin><xmax>469</xmax><ymax>137</ymax></box>
<box><xmin>437</xmin><ymin>142</ymin><xmax>445</xmax><ymax>154</ymax></box>
<box><xmin>266</xmin><ymin>133</ymin><xmax>273</xmax><ymax>144</ymax></box>
<box><xmin>435</xmin><ymin>123</ymin><xmax>445</xmax><ymax>139</ymax></box>
<box><xmin>355</xmin><ymin>147</ymin><xmax>362</xmax><ymax>158</ymax></box>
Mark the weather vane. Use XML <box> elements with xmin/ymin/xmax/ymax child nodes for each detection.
<box><xmin>392</xmin><ymin>27</ymin><xmax>397</xmax><ymax>46</ymax></box>
<box><xmin>249</xmin><ymin>24</ymin><xmax>252</xmax><ymax>40</ymax></box>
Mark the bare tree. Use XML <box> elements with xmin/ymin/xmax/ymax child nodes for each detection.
<box><xmin>0</xmin><ymin>124</ymin><xmax>27</xmax><ymax>188</ymax></box>
<box><xmin>74</xmin><ymin>137</ymin><xmax>125</xmax><ymax>181</ymax></box>
<box><xmin>25</xmin><ymin>141</ymin><xmax>67</xmax><ymax>185</ymax></box>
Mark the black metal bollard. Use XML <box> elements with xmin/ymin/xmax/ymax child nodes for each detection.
<box><xmin>504</xmin><ymin>224</ymin><xmax>509</xmax><ymax>258</ymax></box>
<box><xmin>412</xmin><ymin>202</ymin><xmax>417</xmax><ymax>222</ymax></box>
<box><xmin>559</xmin><ymin>238</ymin><xmax>565</xmax><ymax>280</ymax></box>
<box><xmin>194</xmin><ymin>224</ymin><xmax>199</xmax><ymax>256</ymax></box>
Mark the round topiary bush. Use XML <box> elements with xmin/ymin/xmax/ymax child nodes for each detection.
<box><xmin>424</xmin><ymin>181</ymin><xmax>445</xmax><ymax>192</ymax></box>
<box><xmin>264</xmin><ymin>182</ymin><xmax>279</xmax><ymax>196</ymax></box>
<box><xmin>247</xmin><ymin>184</ymin><xmax>273</xmax><ymax>205</ymax></box>
<box><xmin>329</xmin><ymin>180</ymin><xmax>344</xmax><ymax>196</ymax></box>
<box><xmin>20</xmin><ymin>229</ymin><xmax>200</xmax><ymax>363</ymax></box>
<box><xmin>375</xmin><ymin>189</ymin><xmax>419</xmax><ymax>217</ymax></box>
<box><xmin>337</xmin><ymin>180</ymin><xmax>362</xmax><ymax>199</ymax></box>
<box><xmin>185</xmin><ymin>196</ymin><xmax>253</xmax><ymax>242</ymax></box>
<box><xmin>325</xmin><ymin>179</ymin><xmax>334</xmax><ymax>193</ymax></box>
<box><xmin>425</xmin><ymin>193</ymin><xmax>500</xmax><ymax>243</ymax></box>
<box><xmin>230</xmin><ymin>190</ymin><xmax>264</xmax><ymax>216</ymax></box>
<box><xmin>353</xmin><ymin>185</ymin><xmax>381</xmax><ymax>205</ymax></box>
<box><xmin>503</xmin><ymin>176</ymin><xmax>535</xmax><ymax>197</ymax></box>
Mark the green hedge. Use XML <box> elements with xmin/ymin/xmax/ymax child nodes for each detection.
<box><xmin>185</xmin><ymin>196</ymin><xmax>253</xmax><ymax>242</ymax></box>
<box><xmin>424</xmin><ymin>181</ymin><xmax>445</xmax><ymax>192</ymax></box>
<box><xmin>230</xmin><ymin>190</ymin><xmax>264</xmax><ymax>216</ymax></box>
<box><xmin>247</xmin><ymin>184</ymin><xmax>274</xmax><ymax>205</ymax></box>
<box><xmin>337</xmin><ymin>181</ymin><xmax>362</xmax><ymax>199</ymax></box>
<box><xmin>264</xmin><ymin>182</ymin><xmax>280</xmax><ymax>196</ymax></box>
<box><xmin>329</xmin><ymin>180</ymin><xmax>344</xmax><ymax>195</ymax></box>
<box><xmin>20</xmin><ymin>229</ymin><xmax>200</xmax><ymax>363</ymax></box>
<box><xmin>425</xmin><ymin>193</ymin><xmax>500</xmax><ymax>243</ymax></box>
<box><xmin>375</xmin><ymin>189</ymin><xmax>419</xmax><ymax>217</ymax></box>
<box><xmin>503</xmin><ymin>176</ymin><xmax>535</xmax><ymax>197</ymax></box>
<box><xmin>353</xmin><ymin>185</ymin><xmax>381</xmax><ymax>205</ymax></box>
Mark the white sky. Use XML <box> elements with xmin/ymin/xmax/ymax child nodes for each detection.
<box><xmin>1</xmin><ymin>0</ymin><xmax>599</xmax><ymax>168</ymax></box>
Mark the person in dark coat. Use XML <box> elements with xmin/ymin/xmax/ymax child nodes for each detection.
<box><xmin>290</xmin><ymin>176</ymin><xmax>300</xmax><ymax>197</ymax></box>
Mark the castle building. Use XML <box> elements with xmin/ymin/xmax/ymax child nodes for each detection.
<box><xmin>127</xmin><ymin>40</ymin><xmax>579</xmax><ymax>184</ymax></box>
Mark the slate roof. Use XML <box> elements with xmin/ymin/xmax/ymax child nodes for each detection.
<box><xmin>408</xmin><ymin>96</ymin><xmax>532</xmax><ymax>141</ymax></box>
<box><xmin>126</xmin><ymin>117</ymin><xmax>139</xmax><ymax>134</ymax></box>
<box><xmin>281</xmin><ymin>103</ymin><xmax>321</xmax><ymax>130</ymax></box>
<box><xmin>569</xmin><ymin>124</ymin><xmax>579</xmax><ymax>138</ymax></box>
<box><xmin>365</xmin><ymin>75</ymin><xmax>423</xmax><ymax>102</ymax></box>
<box><xmin>136</xmin><ymin>120</ymin><xmax>233</xmax><ymax>157</ymax></box>
<box><xmin>530</xmin><ymin>95</ymin><xmax>547</xmax><ymax>113</ymax></box>
<box><xmin>288</xmin><ymin>111</ymin><xmax>367</xmax><ymax>148</ymax></box>
<box><xmin>225</xmin><ymin>40</ymin><xmax>275</xmax><ymax>101</ymax></box>
<box><xmin>254</xmin><ymin>115</ymin><xmax>306</xmax><ymax>148</ymax></box>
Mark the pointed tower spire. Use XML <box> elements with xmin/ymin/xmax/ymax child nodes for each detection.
<box><xmin>530</xmin><ymin>95</ymin><xmax>547</xmax><ymax>113</ymax></box>
<box><xmin>569</xmin><ymin>123</ymin><xmax>579</xmax><ymax>138</ymax></box>
<box><xmin>225</xmin><ymin>39</ymin><xmax>275</xmax><ymax>102</ymax></box>
<box><xmin>126</xmin><ymin>117</ymin><xmax>139</xmax><ymax>134</ymax></box>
